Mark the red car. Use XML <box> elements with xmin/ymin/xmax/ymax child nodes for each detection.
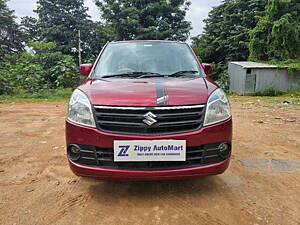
<box><xmin>66</xmin><ymin>40</ymin><xmax>232</xmax><ymax>180</ymax></box>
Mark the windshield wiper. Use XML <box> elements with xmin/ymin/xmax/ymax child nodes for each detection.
<box><xmin>101</xmin><ymin>71</ymin><xmax>198</xmax><ymax>78</ymax></box>
<box><xmin>102</xmin><ymin>72</ymin><xmax>163</xmax><ymax>79</ymax></box>
<box><xmin>101</xmin><ymin>72</ymin><xmax>142</xmax><ymax>78</ymax></box>
<box><xmin>137</xmin><ymin>72</ymin><xmax>163</xmax><ymax>78</ymax></box>
<box><xmin>168</xmin><ymin>70</ymin><xmax>199</xmax><ymax>77</ymax></box>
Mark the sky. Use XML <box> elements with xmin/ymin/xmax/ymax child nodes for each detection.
<box><xmin>7</xmin><ymin>0</ymin><xmax>221</xmax><ymax>37</ymax></box>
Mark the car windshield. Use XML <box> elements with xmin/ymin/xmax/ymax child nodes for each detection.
<box><xmin>93</xmin><ymin>41</ymin><xmax>203</xmax><ymax>78</ymax></box>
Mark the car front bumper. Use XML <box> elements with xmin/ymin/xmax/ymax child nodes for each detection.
<box><xmin>65</xmin><ymin>119</ymin><xmax>232</xmax><ymax>180</ymax></box>
<box><xmin>68</xmin><ymin>158</ymin><xmax>230</xmax><ymax>180</ymax></box>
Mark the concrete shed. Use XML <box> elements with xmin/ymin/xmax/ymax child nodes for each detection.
<box><xmin>228</xmin><ymin>61</ymin><xmax>300</xmax><ymax>95</ymax></box>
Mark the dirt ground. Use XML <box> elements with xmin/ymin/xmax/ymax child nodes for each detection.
<box><xmin>0</xmin><ymin>99</ymin><xmax>299</xmax><ymax>225</ymax></box>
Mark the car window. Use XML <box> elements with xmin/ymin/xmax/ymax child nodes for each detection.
<box><xmin>93</xmin><ymin>42</ymin><xmax>203</xmax><ymax>77</ymax></box>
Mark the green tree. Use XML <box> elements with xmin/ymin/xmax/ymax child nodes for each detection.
<box><xmin>0</xmin><ymin>0</ymin><xmax>23</xmax><ymax>59</ymax></box>
<box><xmin>83</xmin><ymin>22</ymin><xmax>117</xmax><ymax>61</ymax></box>
<box><xmin>191</xmin><ymin>0</ymin><xmax>266</xmax><ymax>86</ymax></box>
<box><xmin>249</xmin><ymin>0</ymin><xmax>300</xmax><ymax>61</ymax></box>
<box><xmin>193</xmin><ymin>0</ymin><xmax>266</xmax><ymax>63</ymax></box>
<box><xmin>95</xmin><ymin>0</ymin><xmax>192</xmax><ymax>41</ymax></box>
<box><xmin>20</xmin><ymin>16</ymin><xmax>39</xmax><ymax>42</ymax></box>
<box><xmin>34</xmin><ymin>0</ymin><xmax>94</xmax><ymax>58</ymax></box>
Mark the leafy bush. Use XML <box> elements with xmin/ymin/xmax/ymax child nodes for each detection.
<box><xmin>0</xmin><ymin>71</ymin><xmax>12</xmax><ymax>95</ymax></box>
<box><xmin>255</xmin><ymin>87</ymin><xmax>285</xmax><ymax>96</ymax></box>
<box><xmin>206</xmin><ymin>62</ymin><xmax>229</xmax><ymax>92</ymax></box>
<box><xmin>255</xmin><ymin>87</ymin><xmax>300</xmax><ymax>97</ymax></box>
<box><xmin>0</xmin><ymin>41</ymin><xmax>80</xmax><ymax>95</ymax></box>
<box><xmin>216</xmin><ymin>68</ymin><xmax>229</xmax><ymax>92</ymax></box>
<box><xmin>249</xmin><ymin>0</ymin><xmax>300</xmax><ymax>61</ymax></box>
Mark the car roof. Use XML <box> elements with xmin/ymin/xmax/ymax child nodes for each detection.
<box><xmin>110</xmin><ymin>40</ymin><xmax>186</xmax><ymax>44</ymax></box>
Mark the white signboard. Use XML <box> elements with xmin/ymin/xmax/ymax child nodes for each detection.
<box><xmin>114</xmin><ymin>140</ymin><xmax>186</xmax><ymax>162</ymax></box>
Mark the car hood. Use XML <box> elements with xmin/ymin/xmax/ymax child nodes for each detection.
<box><xmin>79</xmin><ymin>77</ymin><xmax>218</xmax><ymax>106</ymax></box>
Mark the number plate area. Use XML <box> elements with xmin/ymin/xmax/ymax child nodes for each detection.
<box><xmin>114</xmin><ymin>140</ymin><xmax>186</xmax><ymax>162</ymax></box>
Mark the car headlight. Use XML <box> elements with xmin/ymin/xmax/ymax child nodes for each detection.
<box><xmin>67</xmin><ymin>89</ymin><xmax>96</xmax><ymax>127</ymax></box>
<box><xmin>204</xmin><ymin>88</ymin><xmax>231</xmax><ymax>126</ymax></box>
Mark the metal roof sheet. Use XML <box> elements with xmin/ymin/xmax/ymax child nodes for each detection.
<box><xmin>229</xmin><ymin>61</ymin><xmax>282</xmax><ymax>69</ymax></box>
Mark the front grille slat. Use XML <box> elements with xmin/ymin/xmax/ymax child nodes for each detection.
<box><xmin>81</xmin><ymin>156</ymin><xmax>96</xmax><ymax>160</ymax></box>
<box><xmin>157</xmin><ymin>119</ymin><xmax>202</xmax><ymax>127</ymax></box>
<box><xmin>158</xmin><ymin>111</ymin><xmax>202</xmax><ymax>118</ymax></box>
<box><xmin>97</xmin><ymin>151</ymin><xmax>113</xmax><ymax>155</ymax></box>
<box><xmin>98</xmin><ymin>158</ymin><xmax>113</xmax><ymax>162</ymax></box>
<box><xmin>187</xmin><ymin>149</ymin><xmax>205</xmax><ymax>154</ymax></box>
<box><xmin>205</xmin><ymin>155</ymin><xmax>219</xmax><ymax>159</ymax></box>
<box><xmin>80</xmin><ymin>149</ymin><xmax>94</xmax><ymax>153</ymax></box>
<box><xmin>95</xmin><ymin>112</ymin><xmax>144</xmax><ymax>118</ymax></box>
<box><xmin>93</xmin><ymin>105</ymin><xmax>205</xmax><ymax>135</ymax></box>
<box><xmin>186</xmin><ymin>156</ymin><xmax>203</xmax><ymax>161</ymax></box>
<box><xmin>98</xmin><ymin>120</ymin><xmax>145</xmax><ymax>127</ymax></box>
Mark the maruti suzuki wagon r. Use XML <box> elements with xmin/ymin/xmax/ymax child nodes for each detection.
<box><xmin>66</xmin><ymin>40</ymin><xmax>232</xmax><ymax>180</ymax></box>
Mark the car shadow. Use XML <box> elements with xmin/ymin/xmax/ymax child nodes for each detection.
<box><xmin>86</xmin><ymin>176</ymin><xmax>225</xmax><ymax>202</ymax></box>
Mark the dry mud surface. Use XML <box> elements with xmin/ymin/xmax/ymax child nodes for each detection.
<box><xmin>0</xmin><ymin>100</ymin><xmax>299</xmax><ymax>225</ymax></box>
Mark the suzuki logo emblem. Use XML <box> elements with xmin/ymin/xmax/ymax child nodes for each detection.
<box><xmin>143</xmin><ymin>112</ymin><xmax>157</xmax><ymax>126</ymax></box>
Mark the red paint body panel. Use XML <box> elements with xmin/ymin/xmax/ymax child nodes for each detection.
<box><xmin>163</xmin><ymin>77</ymin><xmax>209</xmax><ymax>105</ymax></box>
<box><xmin>79</xmin><ymin>78</ymin><xmax>157</xmax><ymax>106</ymax></box>
<box><xmin>79</xmin><ymin>77</ymin><xmax>215</xmax><ymax>106</ymax></box>
<box><xmin>79</xmin><ymin>64</ymin><xmax>93</xmax><ymax>76</ymax></box>
<box><xmin>202</xmin><ymin>63</ymin><xmax>213</xmax><ymax>76</ymax></box>
<box><xmin>68</xmin><ymin>158</ymin><xmax>230</xmax><ymax>181</ymax></box>
<box><xmin>65</xmin><ymin>119</ymin><xmax>232</xmax><ymax>180</ymax></box>
<box><xmin>66</xmin><ymin>119</ymin><xmax>232</xmax><ymax>148</ymax></box>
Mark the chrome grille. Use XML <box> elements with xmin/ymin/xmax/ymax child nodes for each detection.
<box><xmin>93</xmin><ymin>105</ymin><xmax>205</xmax><ymax>135</ymax></box>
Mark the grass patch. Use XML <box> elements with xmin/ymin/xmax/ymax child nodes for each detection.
<box><xmin>230</xmin><ymin>90</ymin><xmax>300</xmax><ymax>109</ymax></box>
<box><xmin>254</xmin><ymin>88</ymin><xmax>285</xmax><ymax>96</ymax></box>
<box><xmin>254</xmin><ymin>88</ymin><xmax>300</xmax><ymax>97</ymax></box>
<box><xmin>0</xmin><ymin>88</ymin><xmax>72</xmax><ymax>103</ymax></box>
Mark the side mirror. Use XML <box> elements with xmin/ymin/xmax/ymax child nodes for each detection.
<box><xmin>80</xmin><ymin>64</ymin><xmax>93</xmax><ymax>76</ymax></box>
<box><xmin>202</xmin><ymin>63</ymin><xmax>212</xmax><ymax>76</ymax></box>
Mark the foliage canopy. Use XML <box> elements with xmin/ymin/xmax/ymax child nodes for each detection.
<box><xmin>34</xmin><ymin>0</ymin><xmax>95</xmax><ymax>58</ymax></box>
<box><xmin>1</xmin><ymin>0</ymin><xmax>300</xmax><ymax>96</ymax></box>
<box><xmin>191</xmin><ymin>0</ymin><xmax>266</xmax><ymax>86</ymax></box>
<box><xmin>95</xmin><ymin>0</ymin><xmax>192</xmax><ymax>41</ymax></box>
<box><xmin>0</xmin><ymin>41</ymin><xmax>78</xmax><ymax>95</ymax></box>
<box><xmin>249</xmin><ymin>0</ymin><xmax>300</xmax><ymax>61</ymax></box>
<box><xmin>0</xmin><ymin>0</ymin><xmax>23</xmax><ymax>59</ymax></box>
